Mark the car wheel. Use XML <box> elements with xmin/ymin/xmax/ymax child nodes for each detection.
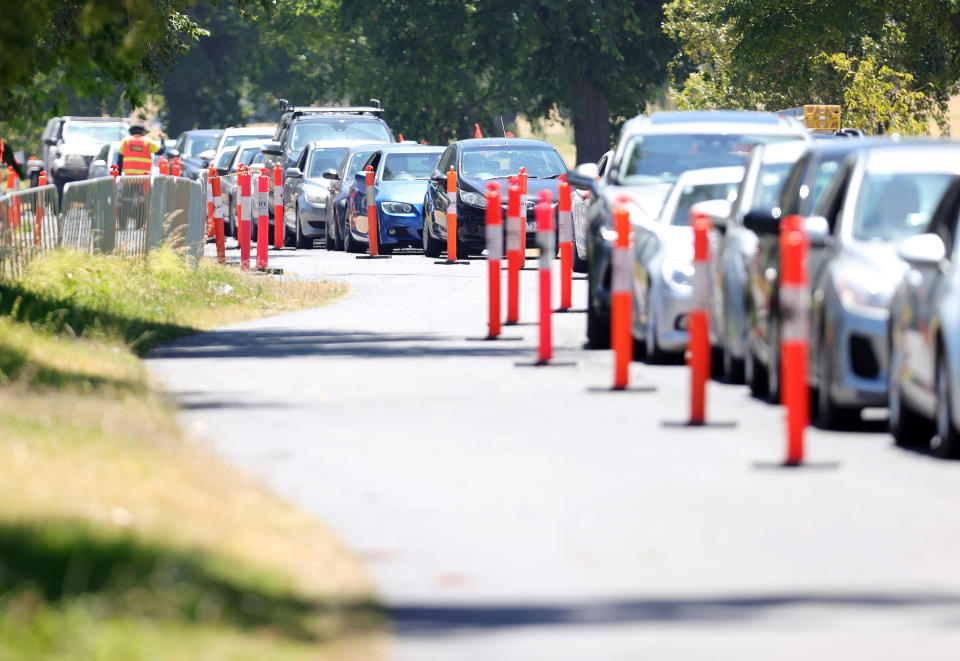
<box><xmin>586</xmin><ymin>284</ymin><xmax>611</xmax><ymax>349</ymax></box>
<box><xmin>295</xmin><ymin>208</ymin><xmax>313</xmax><ymax>249</ymax></box>
<box><xmin>324</xmin><ymin>213</ymin><xmax>335</xmax><ymax>250</ymax></box>
<box><xmin>767</xmin><ymin>315</ymin><xmax>781</xmax><ymax>404</ymax></box>
<box><xmin>333</xmin><ymin>209</ymin><xmax>345</xmax><ymax>251</ymax></box>
<box><xmin>643</xmin><ymin>291</ymin><xmax>663</xmax><ymax>362</ymax></box>
<box><xmin>933</xmin><ymin>352</ymin><xmax>960</xmax><ymax>458</ymax></box>
<box><xmin>422</xmin><ymin>216</ymin><xmax>443</xmax><ymax>258</ymax></box>
<box><xmin>889</xmin><ymin>342</ymin><xmax>933</xmax><ymax>447</ymax></box>
<box><xmin>456</xmin><ymin>239</ymin><xmax>470</xmax><ymax>259</ymax></box>
<box><xmin>746</xmin><ymin>346</ymin><xmax>768</xmax><ymax>398</ymax></box>
<box><xmin>721</xmin><ymin>334</ymin><xmax>745</xmax><ymax>384</ymax></box>
<box><xmin>344</xmin><ymin>218</ymin><xmax>363</xmax><ymax>253</ymax></box>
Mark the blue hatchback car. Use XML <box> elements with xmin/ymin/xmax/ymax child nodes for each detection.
<box><xmin>345</xmin><ymin>145</ymin><xmax>444</xmax><ymax>253</ymax></box>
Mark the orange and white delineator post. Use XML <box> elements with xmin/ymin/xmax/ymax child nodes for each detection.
<box><xmin>485</xmin><ymin>183</ymin><xmax>503</xmax><ymax>339</ymax></box>
<box><xmin>171</xmin><ymin>157</ymin><xmax>182</xmax><ymax>177</ymax></box>
<box><xmin>558</xmin><ymin>175</ymin><xmax>573</xmax><ymax>310</ymax></box>
<box><xmin>206</xmin><ymin>166</ymin><xmax>216</xmax><ymax>238</ymax></box>
<box><xmin>519</xmin><ymin>167</ymin><xmax>528</xmax><ymax>268</ymax></box>
<box><xmin>446</xmin><ymin>166</ymin><xmax>459</xmax><ymax>261</ymax></box>
<box><xmin>273</xmin><ymin>165</ymin><xmax>283</xmax><ymax>249</ymax></box>
<box><xmin>256</xmin><ymin>170</ymin><xmax>270</xmax><ymax>269</ymax></box>
<box><xmin>365</xmin><ymin>165</ymin><xmax>381</xmax><ymax>256</ymax></box>
<box><xmin>611</xmin><ymin>203</ymin><xmax>632</xmax><ymax>389</ymax></box>
<box><xmin>34</xmin><ymin>171</ymin><xmax>47</xmax><ymax>246</ymax></box>
<box><xmin>238</xmin><ymin>170</ymin><xmax>252</xmax><ymax>271</ymax></box>
<box><xmin>688</xmin><ymin>212</ymin><xmax>712</xmax><ymax>424</ymax></box>
<box><xmin>505</xmin><ymin>178</ymin><xmax>522</xmax><ymax>323</ymax></box>
<box><xmin>211</xmin><ymin>172</ymin><xmax>226</xmax><ymax>264</ymax></box>
<box><xmin>780</xmin><ymin>214</ymin><xmax>810</xmax><ymax>465</ymax></box>
<box><xmin>536</xmin><ymin>190</ymin><xmax>555</xmax><ymax>363</ymax></box>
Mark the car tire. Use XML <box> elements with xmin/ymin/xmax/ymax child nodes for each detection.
<box><xmin>586</xmin><ymin>284</ymin><xmax>611</xmax><ymax>349</ymax></box>
<box><xmin>767</xmin><ymin>315</ymin><xmax>781</xmax><ymax>404</ymax></box>
<box><xmin>746</xmin><ymin>347</ymin><xmax>768</xmax><ymax>398</ymax></box>
<box><xmin>344</xmin><ymin>218</ymin><xmax>363</xmax><ymax>254</ymax></box>
<box><xmin>721</xmin><ymin>335</ymin><xmax>745</xmax><ymax>384</ymax></box>
<box><xmin>295</xmin><ymin>207</ymin><xmax>313</xmax><ymax>249</ymax></box>
<box><xmin>422</xmin><ymin>217</ymin><xmax>443</xmax><ymax>258</ymax></box>
<box><xmin>333</xmin><ymin>210</ymin><xmax>345</xmax><ymax>251</ymax></box>
<box><xmin>934</xmin><ymin>352</ymin><xmax>960</xmax><ymax>458</ymax></box>
<box><xmin>643</xmin><ymin>291</ymin><xmax>662</xmax><ymax>362</ymax></box>
<box><xmin>889</xmin><ymin>342</ymin><xmax>933</xmax><ymax>447</ymax></box>
<box><xmin>324</xmin><ymin>213</ymin><xmax>335</xmax><ymax>250</ymax></box>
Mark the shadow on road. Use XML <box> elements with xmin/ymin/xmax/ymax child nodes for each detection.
<box><xmin>390</xmin><ymin>591</ymin><xmax>960</xmax><ymax>636</ymax></box>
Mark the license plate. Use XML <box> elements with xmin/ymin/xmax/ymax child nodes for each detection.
<box><xmin>526</xmin><ymin>220</ymin><xmax>536</xmax><ymax>232</ymax></box>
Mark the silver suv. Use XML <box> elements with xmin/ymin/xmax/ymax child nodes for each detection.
<box><xmin>40</xmin><ymin>116</ymin><xmax>129</xmax><ymax>193</ymax></box>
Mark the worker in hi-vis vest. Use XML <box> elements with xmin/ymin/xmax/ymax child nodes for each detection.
<box><xmin>116</xmin><ymin>122</ymin><xmax>166</xmax><ymax>175</ymax></box>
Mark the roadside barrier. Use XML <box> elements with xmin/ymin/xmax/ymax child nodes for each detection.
<box><xmin>537</xmin><ymin>190</ymin><xmax>554</xmax><ymax>363</ymax></box>
<box><xmin>206</xmin><ymin>166</ymin><xmax>215</xmax><ymax>238</ymax></box>
<box><xmin>688</xmin><ymin>212</ymin><xmax>712</xmax><ymax>424</ymax></box>
<box><xmin>34</xmin><ymin>171</ymin><xmax>47</xmax><ymax>246</ymax></box>
<box><xmin>171</xmin><ymin>157</ymin><xmax>182</xmax><ymax>177</ymax></box>
<box><xmin>357</xmin><ymin>165</ymin><xmax>389</xmax><ymax>260</ymax></box>
<box><xmin>211</xmin><ymin>171</ymin><xmax>226</xmax><ymax>264</ymax></box>
<box><xmin>505</xmin><ymin>177</ymin><xmax>521</xmax><ymax>323</ymax></box>
<box><xmin>256</xmin><ymin>170</ymin><xmax>269</xmax><ymax>269</ymax></box>
<box><xmin>273</xmin><ymin>165</ymin><xmax>283</xmax><ymax>249</ymax></box>
<box><xmin>557</xmin><ymin>175</ymin><xmax>573</xmax><ymax>311</ymax></box>
<box><xmin>485</xmin><ymin>183</ymin><xmax>503</xmax><ymax>338</ymax></box>
<box><xmin>0</xmin><ymin>182</ymin><xmax>57</xmax><ymax>278</ymax></box>
<box><xmin>436</xmin><ymin>166</ymin><xmax>467</xmax><ymax>264</ymax></box>
<box><xmin>519</xmin><ymin>168</ymin><xmax>528</xmax><ymax>268</ymax></box>
<box><xmin>238</xmin><ymin>170</ymin><xmax>252</xmax><ymax>270</ymax></box>
<box><xmin>611</xmin><ymin>203</ymin><xmax>632</xmax><ymax>389</ymax></box>
<box><xmin>780</xmin><ymin>214</ymin><xmax>809</xmax><ymax>465</ymax></box>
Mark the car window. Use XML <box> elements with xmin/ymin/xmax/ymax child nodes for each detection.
<box><xmin>62</xmin><ymin>122</ymin><xmax>127</xmax><ymax>143</ymax></box>
<box><xmin>344</xmin><ymin>150</ymin><xmax>375</xmax><ymax>181</ymax></box>
<box><xmin>751</xmin><ymin>162</ymin><xmax>794</xmax><ymax>213</ymax></box>
<box><xmin>183</xmin><ymin>135</ymin><xmax>220</xmax><ymax>158</ymax></box>
<box><xmin>289</xmin><ymin>120</ymin><xmax>391</xmax><ymax>152</ymax></box>
<box><xmin>619</xmin><ymin>133</ymin><xmax>796</xmax><ymax>185</ymax></box>
<box><xmin>222</xmin><ymin>132</ymin><xmax>273</xmax><ymax>150</ymax></box>
<box><xmin>851</xmin><ymin>172</ymin><xmax>954</xmax><ymax>241</ymax></box>
<box><xmin>805</xmin><ymin>158</ymin><xmax>843</xmax><ymax>215</ymax></box>
<box><xmin>437</xmin><ymin>146</ymin><xmax>456</xmax><ymax>175</ymax></box>
<box><xmin>216</xmin><ymin>148</ymin><xmax>237</xmax><ymax>169</ymax></box>
<box><xmin>460</xmin><ymin>147</ymin><xmax>566</xmax><ymax>179</ymax></box>
<box><xmin>308</xmin><ymin>148</ymin><xmax>350</xmax><ymax>177</ymax></box>
<box><xmin>671</xmin><ymin>181</ymin><xmax>739</xmax><ymax>226</ymax></box>
<box><xmin>382</xmin><ymin>152</ymin><xmax>443</xmax><ymax>181</ymax></box>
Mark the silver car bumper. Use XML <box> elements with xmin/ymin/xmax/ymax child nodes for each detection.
<box><xmin>825</xmin><ymin>303</ymin><xmax>889</xmax><ymax>408</ymax></box>
<box><xmin>654</xmin><ymin>279</ymin><xmax>693</xmax><ymax>352</ymax></box>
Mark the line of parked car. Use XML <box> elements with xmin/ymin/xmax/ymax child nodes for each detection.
<box><xmin>568</xmin><ymin>109</ymin><xmax>960</xmax><ymax>458</ymax></box>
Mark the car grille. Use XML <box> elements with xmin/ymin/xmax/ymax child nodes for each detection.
<box><xmin>849</xmin><ymin>334</ymin><xmax>880</xmax><ymax>379</ymax></box>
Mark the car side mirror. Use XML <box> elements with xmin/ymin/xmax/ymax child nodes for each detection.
<box><xmin>803</xmin><ymin>215</ymin><xmax>830</xmax><ymax>246</ymax></box>
<box><xmin>217</xmin><ymin>167</ymin><xmax>229</xmax><ymax>176</ymax></box>
<box><xmin>743</xmin><ymin>209</ymin><xmax>778</xmax><ymax>235</ymax></box>
<box><xmin>166</xmin><ymin>148</ymin><xmax>180</xmax><ymax>159</ymax></box>
<box><xmin>322</xmin><ymin>168</ymin><xmax>339</xmax><ymax>180</ymax></box>
<box><xmin>430</xmin><ymin>170</ymin><xmax>447</xmax><ymax>186</ymax></box>
<box><xmin>898</xmin><ymin>233</ymin><xmax>947</xmax><ymax>267</ymax></box>
<box><xmin>689</xmin><ymin>199</ymin><xmax>731</xmax><ymax>230</ymax></box>
<box><xmin>198</xmin><ymin>149</ymin><xmax>216</xmax><ymax>164</ymax></box>
<box><xmin>286</xmin><ymin>167</ymin><xmax>302</xmax><ymax>178</ymax></box>
<box><xmin>567</xmin><ymin>162</ymin><xmax>600</xmax><ymax>195</ymax></box>
<box><xmin>44</xmin><ymin>138</ymin><xmax>57</xmax><ymax>146</ymax></box>
<box><xmin>262</xmin><ymin>140</ymin><xmax>282</xmax><ymax>155</ymax></box>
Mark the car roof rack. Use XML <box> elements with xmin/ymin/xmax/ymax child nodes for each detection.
<box><xmin>283</xmin><ymin>105</ymin><xmax>385</xmax><ymax>118</ymax></box>
<box><xmin>62</xmin><ymin>116</ymin><xmax>130</xmax><ymax>123</ymax></box>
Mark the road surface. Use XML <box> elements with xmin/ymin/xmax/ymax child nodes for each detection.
<box><xmin>148</xmin><ymin>245</ymin><xmax>960</xmax><ymax>660</ymax></box>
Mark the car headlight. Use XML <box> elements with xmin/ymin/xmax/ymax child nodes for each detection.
<box><xmin>381</xmin><ymin>201</ymin><xmax>414</xmax><ymax>214</ymax></box>
<box><xmin>663</xmin><ymin>259</ymin><xmax>695</xmax><ymax>289</ymax></box>
<box><xmin>303</xmin><ymin>188</ymin><xmax>326</xmax><ymax>205</ymax></box>
<box><xmin>460</xmin><ymin>191</ymin><xmax>487</xmax><ymax>208</ymax></box>
<box><xmin>833</xmin><ymin>271</ymin><xmax>890</xmax><ymax>316</ymax></box>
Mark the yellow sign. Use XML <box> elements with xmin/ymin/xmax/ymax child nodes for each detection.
<box><xmin>803</xmin><ymin>104</ymin><xmax>841</xmax><ymax>130</ymax></box>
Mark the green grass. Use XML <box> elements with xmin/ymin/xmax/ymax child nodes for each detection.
<box><xmin>0</xmin><ymin>249</ymin><xmax>384</xmax><ymax>660</ymax></box>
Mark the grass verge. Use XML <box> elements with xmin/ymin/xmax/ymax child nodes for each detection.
<box><xmin>0</xmin><ymin>249</ymin><xmax>387</xmax><ymax>661</ymax></box>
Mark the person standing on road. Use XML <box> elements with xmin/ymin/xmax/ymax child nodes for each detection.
<box><xmin>116</xmin><ymin>122</ymin><xmax>166</xmax><ymax>175</ymax></box>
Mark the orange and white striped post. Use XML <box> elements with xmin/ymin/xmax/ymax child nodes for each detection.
<box><xmin>110</xmin><ymin>164</ymin><xmax>119</xmax><ymax>180</ymax></box>
<box><xmin>558</xmin><ymin>175</ymin><xmax>573</xmax><ymax>311</ymax></box>
<box><xmin>211</xmin><ymin>172</ymin><xmax>226</xmax><ymax>264</ymax></box>
<box><xmin>505</xmin><ymin>177</ymin><xmax>522</xmax><ymax>323</ymax></box>
<box><xmin>365</xmin><ymin>165</ymin><xmax>380</xmax><ymax>256</ymax></box>
<box><xmin>171</xmin><ymin>157</ymin><xmax>182</xmax><ymax>177</ymax></box>
<box><xmin>485</xmin><ymin>183</ymin><xmax>503</xmax><ymax>338</ymax></box>
<box><xmin>206</xmin><ymin>166</ymin><xmax>216</xmax><ymax>239</ymax></box>
<box><xmin>611</xmin><ymin>203</ymin><xmax>632</xmax><ymax>389</ymax></box>
<box><xmin>780</xmin><ymin>214</ymin><xmax>809</xmax><ymax>465</ymax></box>
<box><xmin>34</xmin><ymin>171</ymin><xmax>47</xmax><ymax>246</ymax></box>
<box><xmin>519</xmin><ymin>167</ymin><xmax>528</xmax><ymax>268</ymax></box>
<box><xmin>688</xmin><ymin>212</ymin><xmax>712</xmax><ymax>424</ymax></box>
<box><xmin>256</xmin><ymin>170</ymin><xmax>270</xmax><ymax>269</ymax></box>
<box><xmin>273</xmin><ymin>165</ymin><xmax>283</xmax><ymax>249</ymax></box>
<box><xmin>158</xmin><ymin>157</ymin><xmax>169</xmax><ymax>175</ymax></box>
<box><xmin>238</xmin><ymin>170</ymin><xmax>252</xmax><ymax>270</ymax></box>
<box><xmin>536</xmin><ymin>190</ymin><xmax>555</xmax><ymax>363</ymax></box>
<box><xmin>445</xmin><ymin>165</ymin><xmax>459</xmax><ymax>262</ymax></box>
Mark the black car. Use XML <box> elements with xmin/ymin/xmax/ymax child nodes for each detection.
<box><xmin>170</xmin><ymin>129</ymin><xmax>223</xmax><ymax>179</ymax></box>
<box><xmin>422</xmin><ymin>138</ymin><xmax>568</xmax><ymax>257</ymax></box>
<box><xmin>326</xmin><ymin>143</ymin><xmax>388</xmax><ymax>251</ymax></box>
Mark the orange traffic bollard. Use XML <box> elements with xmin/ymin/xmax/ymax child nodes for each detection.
<box><xmin>485</xmin><ymin>183</ymin><xmax>503</xmax><ymax>338</ymax></box>
<box><xmin>211</xmin><ymin>172</ymin><xmax>226</xmax><ymax>264</ymax></box>
<box><xmin>445</xmin><ymin>166</ymin><xmax>458</xmax><ymax>262</ymax></box>
<box><xmin>398</xmin><ymin>133</ymin><xmax>405</xmax><ymax>142</ymax></box>
<box><xmin>474</xmin><ymin>123</ymin><xmax>483</xmax><ymax>139</ymax></box>
<box><xmin>611</xmin><ymin>203</ymin><xmax>632</xmax><ymax>389</ymax></box>
<box><xmin>110</xmin><ymin>164</ymin><xmax>119</xmax><ymax>180</ymax></box>
<box><xmin>505</xmin><ymin>177</ymin><xmax>522</xmax><ymax>323</ymax></box>
<box><xmin>158</xmin><ymin>157</ymin><xmax>169</xmax><ymax>175</ymax></box>
<box><xmin>238</xmin><ymin>170</ymin><xmax>252</xmax><ymax>271</ymax></box>
<box><xmin>206</xmin><ymin>166</ymin><xmax>216</xmax><ymax>238</ymax></box>
<box><xmin>519</xmin><ymin>167</ymin><xmax>528</xmax><ymax>268</ymax></box>
<box><xmin>34</xmin><ymin>171</ymin><xmax>47</xmax><ymax>246</ymax></box>
<box><xmin>6</xmin><ymin>167</ymin><xmax>13</xmax><ymax>194</ymax></box>
<box><xmin>367</xmin><ymin>165</ymin><xmax>379</xmax><ymax>256</ymax></box>
<box><xmin>558</xmin><ymin>175</ymin><xmax>573</xmax><ymax>311</ymax></box>
<box><xmin>780</xmin><ymin>214</ymin><xmax>809</xmax><ymax>465</ymax></box>
<box><xmin>688</xmin><ymin>212</ymin><xmax>712</xmax><ymax>424</ymax></box>
<box><xmin>536</xmin><ymin>190</ymin><xmax>555</xmax><ymax>363</ymax></box>
<box><xmin>171</xmin><ymin>157</ymin><xmax>182</xmax><ymax>176</ymax></box>
<box><xmin>256</xmin><ymin>170</ymin><xmax>269</xmax><ymax>269</ymax></box>
<box><xmin>273</xmin><ymin>165</ymin><xmax>283</xmax><ymax>249</ymax></box>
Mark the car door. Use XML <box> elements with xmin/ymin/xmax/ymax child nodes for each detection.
<box><xmin>429</xmin><ymin>146</ymin><xmax>456</xmax><ymax>233</ymax></box>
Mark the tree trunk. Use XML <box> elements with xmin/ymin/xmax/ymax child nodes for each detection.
<box><xmin>572</xmin><ymin>77</ymin><xmax>610</xmax><ymax>166</ymax></box>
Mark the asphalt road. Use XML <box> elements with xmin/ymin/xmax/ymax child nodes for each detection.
<box><xmin>148</xmin><ymin>243</ymin><xmax>960</xmax><ymax>660</ymax></box>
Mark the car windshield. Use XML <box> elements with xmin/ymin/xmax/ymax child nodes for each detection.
<box><xmin>381</xmin><ymin>152</ymin><xmax>442</xmax><ymax>181</ymax></box>
<box><xmin>807</xmin><ymin>158</ymin><xmax>842</xmax><ymax>212</ymax></box>
<box><xmin>619</xmin><ymin>133</ymin><xmax>793</xmax><ymax>185</ymax></box>
<box><xmin>184</xmin><ymin>135</ymin><xmax>220</xmax><ymax>158</ymax></box>
<box><xmin>216</xmin><ymin>148</ymin><xmax>236</xmax><ymax>169</ymax></box>
<box><xmin>851</xmin><ymin>172</ymin><xmax>954</xmax><ymax>241</ymax></box>
<box><xmin>290</xmin><ymin>120</ymin><xmax>391</xmax><ymax>152</ymax></box>
<box><xmin>460</xmin><ymin>147</ymin><xmax>567</xmax><ymax>180</ymax></box>
<box><xmin>307</xmin><ymin>148</ymin><xmax>350</xmax><ymax>177</ymax></box>
<box><xmin>62</xmin><ymin>123</ymin><xmax>127</xmax><ymax>144</ymax></box>
<box><xmin>222</xmin><ymin>132</ymin><xmax>273</xmax><ymax>150</ymax></box>
<box><xmin>235</xmin><ymin>146</ymin><xmax>261</xmax><ymax>166</ymax></box>
<box><xmin>343</xmin><ymin>151</ymin><xmax>375</xmax><ymax>179</ymax></box>
<box><xmin>751</xmin><ymin>162</ymin><xmax>794</xmax><ymax>212</ymax></box>
<box><xmin>671</xmin><ymin>181</ymin><xmax>739</xmax><ymax>226</ymax></box>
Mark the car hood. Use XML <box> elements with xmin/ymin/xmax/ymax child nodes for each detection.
<box><xmin>654</xmin><ymin>224</ymin><xmax>695</xmax><ymax>262</ymax></box>
<box><xmin>602</xmin><ymin>182</ymin><xmax>673</xmax><ymax>223</ymax></box>
<box><xmin>378</xmin><ymin>179</ymin><xmax>431</xmax><ymax>204</ymax></box>
<box><xmin>303</xmin><ymin>176</ymin><xmax>332</xmax><ymax>190</ymax></box>
<box><xmin>460</xmin><ymin>175</ymin><xmax>561</xmax><ymax>201</ymax></box>
<box><xmin>59</xmin><ymin>141</ymin><xmax>103</xmax><ymax>157</ymax></box>
<box><xmin>837</xmin><ymin>240</ymin><xmax>910</xmax><ymax>292</ymax></box>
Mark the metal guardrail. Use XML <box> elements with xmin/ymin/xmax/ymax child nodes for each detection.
<box><xmin>0</xmin><ymin>174</ymin><xmax>205</xmax><ymax>279</ymax></box>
